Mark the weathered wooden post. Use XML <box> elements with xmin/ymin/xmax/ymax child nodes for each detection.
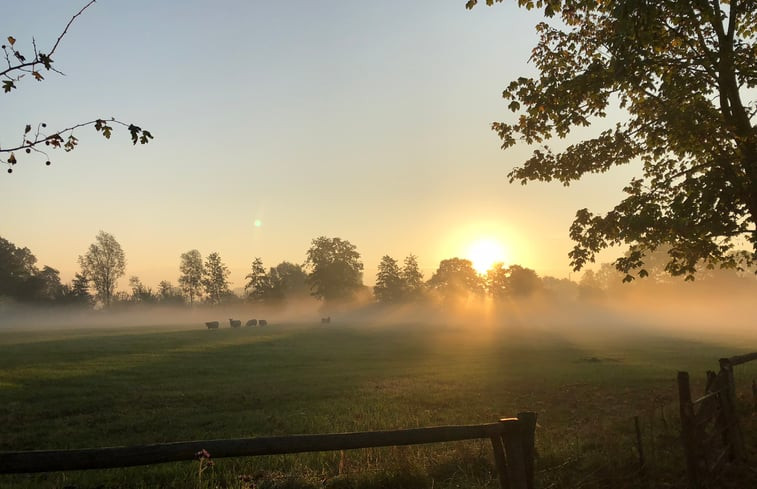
<box><xmin>500</xmin><ymin>418</ymin><xmax>528</xmax><ymax>489</ymax></box>
<box><xmin>678</xmin><ymin>371</ymin><xmax>699</xmax><ymax>489</ymax></box>
<box><xmin>717</xmin><ymin>358</ymin><xmax>746</xmax><ymax>461</ymax></box>
<box><xmin>517</xmin><ymin>412</ymin><xmax>537</xmax><ymax>489</ymax></box>
<box><xmin>490</xmin><ymin>431</ymin><xmax>510</xmax><ymax>489</ymax></box>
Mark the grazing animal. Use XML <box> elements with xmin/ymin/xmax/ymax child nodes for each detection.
<box><xmin>258</xmin><ymin>319</ymin><xmax>267</xmax><ymax>326</ymax></box>
<box><xmin>245</xmin><ymin>319</ymin><xmax>257</xmax><ymax>327</ymax></box>
<box><xmin>205</xmin><ymin>321</ymin><xmax>219</xmax><ymax>329</ymax></box>
<box><xmin>229</xmin><ymin>318</ymin><xmax>242</xmax><ymax>328</ymax></box>
<box><xmin>321</xmin><ymin>317</ymin><xmax>331</xmax><ymax>324</ymax></box>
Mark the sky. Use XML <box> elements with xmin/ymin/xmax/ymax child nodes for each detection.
<box><xmin>0</xmin><ymin>0</ymin><xmax>638</xmax><ymax>290</ymax></box>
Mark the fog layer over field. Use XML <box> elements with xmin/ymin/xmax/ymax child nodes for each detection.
<box><xmin>1</xmin><ymin>281</ymin><xmax>755</xmax><ymax>347</ymax></box>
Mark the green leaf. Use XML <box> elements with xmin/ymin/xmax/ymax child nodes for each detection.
<box><xmin>2</xmin><ymin>80</ymin><xmax>16</xmax><ymax>93</ymax></box>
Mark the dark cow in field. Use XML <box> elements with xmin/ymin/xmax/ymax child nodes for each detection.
<box><xmin>246</xmin><ymin>319</ymin><xmax>258</xmax><ymax>327</ymax></box>
<box><xmin>321</xmin><ymin>316</ymin><xmax>331</xmax><ymax>324</ymax></box>
<box><xmin>205</xmin><ymin>321</ymin><xmax>219</xmax><ymax>329</ymax></box>
<box><xmin>258</xmin><ymin>319</ymin><xmax>267</xmax><ymax>326</ymax></box>
<box><xmin>229</xmin><ymin>318</ymin><xmax>242</xmax><ymax>328</ymax></box>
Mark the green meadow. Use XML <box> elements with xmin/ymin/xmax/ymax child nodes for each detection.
<box><xmin>1</xmin><ymin>321</ymin><xmax>755</xmax><ymax>489</ymax></box>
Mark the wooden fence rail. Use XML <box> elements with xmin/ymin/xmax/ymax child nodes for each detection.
<box><xmin>1</xmin><ymin>412</ymin><xmax>537</xmax><ymax>489</ymax></box>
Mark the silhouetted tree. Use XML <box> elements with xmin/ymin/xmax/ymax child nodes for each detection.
<box><xmin>58</xmin><ymin>272</ymin><xmax>92</xmax><ymax>306</ymax></box>
<box><xmin>202</xmin><ymin>252</ymin><xmax>231</xmax><ymax>305</ymax></box>
<box><xmin>468</xmin><ymin>0</ymin><xmax>757</xmax><ymax>280</ymax></box>
<box><xmin>505</xmin><ymin>265</ymin><xmax>542</xmax><ymax>297</ymax></box>
<box><xmin>268</xmin><ymin>262</ymin><xmax>309</xmax><ymax>301</ymax></box>
<box><xmin>486</xmin><ymin>262</ymin><xmax>509</xmax><ymax>300</ymax></box>
<box><xmin>245</xmin><ymin>257</ymin><xmax>271</xmax><ymax>303</ymax></box>
<box><xmin>0</xmin><ymin>236</ymin><xmax>40</xmax><ymax>301</ymax></box>
<box><xmin>427</xmin><ymin>258</ymin><xmax>484</xmax><ymax>301</ymax></box>
<box><xmin>32</xmin><ymin>265</ymin><xmax>65</xmax><ymax>302</ymax></box>
<box><xmin>305</xmin><ymin>236</ymin><xmax>364</xmax><ymax>302</ymax></box>
<box><xmin>401</xmin><ymin>254</ymin><xmax>425</xmax><ymax>301</ymax></box>
<box><xmin>179</xmin><ymin>250</ymin><xmax>203</xmax><ymax>305</ymax></box>
<box><xmin>128</xmin><ymin>276</ymin><xmax>156</xmax><ymax>304</ymax></box>
<box><xmin>157</xmin><ymin>280</ymin><xmax>184</xmax><ymax>305</ymax></box>
<box><xmin>374</xmin><ymin>255</ymin><xmax>404</xmax><ymax>303</ymax></box>
<box><xmin>1</xmin><ymin>1</ymin><xmax>152</xmax><ymax>174</ymax></box>
<box><xmin>78</xmin><ymin>231</ymin><xmax>125</xmax><ymax>307</ymax></box>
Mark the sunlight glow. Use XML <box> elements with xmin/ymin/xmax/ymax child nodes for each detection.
<box><xmin>466</xmin><ymin>238</ymin><xmax>507</xmax><ymax>274</ymax></box>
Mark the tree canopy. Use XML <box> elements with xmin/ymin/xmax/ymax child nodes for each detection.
<box><xmin>305</xmin><ymin>237</ymin><xmax>364</xmax><ymax>302</ymax></box>
<box><xmin>78</xmin><ymin>231</ymin><xmax>126</xmax><ymax>307</ymax></box>
<box><xmin>468</xmin><ymin>0</ymin><xmax>757</xmax><ymax>281</ymax></box>
<box><xmin>427</xmin><ymin>258</ymin><xmax>485</xmax><ymax>301</ymax></box>
<box><xmin>202</xmin><ymin>252</ymin><xmax>231</xmax><ymax>305</ymax></box>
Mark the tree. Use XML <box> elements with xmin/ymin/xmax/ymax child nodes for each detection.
<box><xmin>268</xmin><ymin>261</ymin><xmax>309</xmax><ymax>301</ymax></box>
<box><xmin>427</xmin><ymin>258</ymin><xmax>485</xmax><ymax>301</ymax></box>
<box><xmin>244</xmin><ymin>257</ymin><xmax>271</xmax><ymax>302</ymax></box>
<box><xmin>374</xmin><ymin>255</ymin><xmax>404</xmax><ymax>303</ymax></box>
<box><xmin>62</xmin><ymin>272</ymin><xmax>92</xmax><ymax>306</ymax></box>
<box><xmin>128</xmin><ymin>276</ymin><xmax>155</xmax><ymax>304</ymax></box>
<box><xmin>401</xmin><ymin>254</ymin><xmax>425</xmax><ymax>300</ymax></box>
<box><xmin>157</xmin><ymin>280</ymin><xmax>184</xmax><ymax>305</ymax></box>
<box><xmin>1</xmin><ymin>1</ymin><xmax>152</xmax><ymax>173</ymax></box>
<box><xmin>78</xmin><ymin>231</ymin><xmax>126</xmax><ymax>307</ymax></box>
<box><xmin>0</xmin><ymin>236</ymin><xmax>40</xmax><ymax>301</ymax></box>
<box><xmin>305</xmin><ymin>236</ymin><xmax>364</xmax><ymax>302</ymax></box>
<box><xmin>468</xmin><ymin>0</ymin><xmax>757</xmax><ymax>280</ymax></box>
<box><xmin>32</xmin><ymin>265</ymin><xmax>65</xmax><ymax>302</ymax></box>
<box><xmin>202</xmin><ymin>252</ymin><xmax>231</xmax><ymax>305</ymax></box>
<box><xmin>486</xmin><ymin>262</ymin><xmax>510</xmax><ymax>300</ymax></box>
<box><xmin>79</xmin><ymin>231</ymin><xmax>126</xmax><ymax>307</ymax></box>
<box><xmin>179</xmin><ymin>250</ymin><xmax>204</xmax><ymax>305</ymax></box>
<box><xmin>504</xmin><ymin>265</ymin><xmax>542</xmax><ymax>297</ymax></box>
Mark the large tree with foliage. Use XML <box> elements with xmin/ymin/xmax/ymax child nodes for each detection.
<box><xmin>305</xmin><ymin>236</ymin><xmax>364</xmax><ymax>302</ymax></box>
<box><xmin>468</xmin><ymin>0</ymin><xmax>757</xmax><ymax>280</ymax></box>
<box><xmin>202</xmin><ymin>252</ymin><xmax>231</xmax><ymax>305</ymax></box>
<box><xmin>268</xmin><ymin>262</ymin><xmax>309</xmax><ymax>301</ymax></box>
<box><xmin>374</xmin><ymin>255</ymin><xmax>404</xmax><ymax>303</ymax></box>
<box><xmin>244</xmin><ymin>257</ymin><xmax>272</xmax><ymax>303</ymax></box>
<box><xmin>401</xmin><ymin>254</ymin><xmax>425</xmax><ymax>300</ymax></box>
<box><xmin>178</xmin><ymin>250</ymin><xmax>204</xmax><ymax>305</ymax></box>
<box><xmin>1</xmin><ymin>1</ymin><xmax>152</xmax><ymax>173</ymax></box>
<box><xmin>78</xmin><ymin>230</ymin><xmax>126</xmax><ymax>307</ymax></box>
<box><xmin>488</xmin><ymin>263</ymin><xmax>542</xmax><ymax>298</ymax></box>
<box><xmin>427</xmin><ymin>258</ymin><xmax>485</xmax><ymax>301</ymax></box>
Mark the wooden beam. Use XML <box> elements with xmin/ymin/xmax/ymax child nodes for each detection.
<box><xmin>0</xmin><ymin>422</ymin><xmax>505</xmax><ymax>474</ymax></box>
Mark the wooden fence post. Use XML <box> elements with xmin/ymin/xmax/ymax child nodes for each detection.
<box><xmin>517</xmin><ymin>412</ymin><xmax>537</xmax><ymax>489</ymax></box>
<box><xmin>717</xmin><ymin>358</ymin><xmax>746</xmax><ymax>461</ymax></box>
<box><xmin>490</xmin><ymin>433</ymin><xmax>510</xmax><ymax>489</ymax></box>
<box><xmin>678</xmin><ymin>371</ymin><xmax>699</xmax><ymax>489</ymax></box>
<box><xmin>500</xmin><ymin>418</ymin><xmax>528</xmax><ymax>489</ymax></box>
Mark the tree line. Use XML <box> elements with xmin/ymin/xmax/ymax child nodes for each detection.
<box><xmin>1</xmin><ymin>231</ymin><xmax>755</xmax><ymax>310</ymax></box>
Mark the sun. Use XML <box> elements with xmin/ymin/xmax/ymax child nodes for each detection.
<box><xmin>466</xmin><ymin>238</ymin><xmax>507</xmax><ymax>274</ymax></box>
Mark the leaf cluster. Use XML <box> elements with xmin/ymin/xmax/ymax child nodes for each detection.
<box><xmin>1</xmin><ymin>1</ymin><xmax>153</xmax><ymax>173</ymax></box>
<box><xmin>469</xmin><ymin>0</ymin><xmax>757</xmax><ymax>280</ymax></box>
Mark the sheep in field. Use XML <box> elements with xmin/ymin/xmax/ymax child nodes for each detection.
<box><xmin>246</xmin><ymin>319</ymin><xmax>258</xmax><ymax>327</ymax></box>
<box><xmin>205</xmin><ymin>321</ymin><xmax>219</xmax><ymax>329</ymax></box>
<box><xmin>229</xmin><ymin>318</ymin><xmax>242</xmax><ymax>328</ymax></box>
<box><xmin>258</xmin><ymin>319</ymin><xmax>268</xmax><ymax>326</ymax></box>
<box><xmin>321</xmin><ymin>317</ymin><xmax>331</xmax><ymax>324</ymax></box>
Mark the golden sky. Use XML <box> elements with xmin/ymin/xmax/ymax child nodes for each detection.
<box><xmin>1</xmin><ymin>1</ymin><xmax>633</xmax><ymax>289</ymax></box>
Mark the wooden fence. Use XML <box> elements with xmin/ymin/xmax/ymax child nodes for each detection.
<box><xmin>678</xmin><ymin>352</ymin><xmax>756</xmax><ymax>487</ymax></box>
<box><xmin>1</xmin><ymin>412</ymin><xmax>537</xmax><ymax>489</ymax></box>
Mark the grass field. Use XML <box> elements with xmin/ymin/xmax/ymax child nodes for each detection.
<box><xmin>0</xmin><ymin>319</ymin><xmax>755</xmax><ymax>488</ymax></box>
